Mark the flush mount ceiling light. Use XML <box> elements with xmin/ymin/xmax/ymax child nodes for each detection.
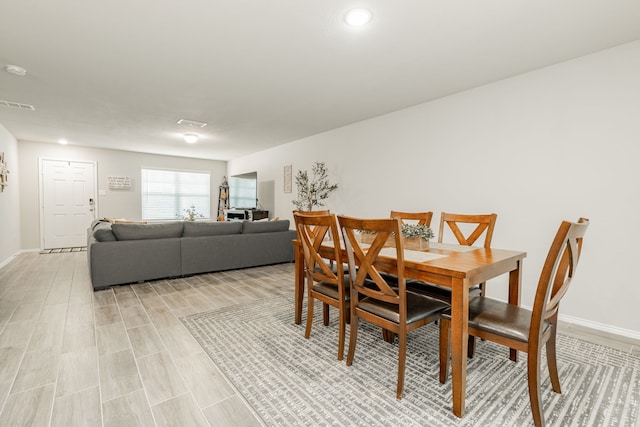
<box><xmin>183</xmin><ymin>133</ymin><xmax>199</xmax><ymax>144</ymax></box>
<box><xmin>344</xmin><ymin>8</ymin><xmax>372</xmax><ymax>26</ymax></box>
<box><xmin>5</xmin><ymin>64</ymin><xmax>27</xmax><ymax>76</ymax></box>
<box><xmin>177</xmin><ymin>118</ymin><xmax>207</xmax><ymax>128</ymax></box>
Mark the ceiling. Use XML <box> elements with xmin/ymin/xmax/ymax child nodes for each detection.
<box><xmin>1</xmin><ymin>1</ymin><xmax>639</xmax><ymax>161</ymax></box>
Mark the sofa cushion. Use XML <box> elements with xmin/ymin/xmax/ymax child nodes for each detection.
<box><xmin>183</xmin><ymin>221</ymin><xmax>242</xmax><ymax>237</ymax></box>
<box><xmin>242</xmin><ymin>219</ymin><xmax>290</xmax><ymax>234</ymax></box>
<box><xmin>111</xmin><ymin>221</ymin><xmax>184</xmax><ymax>241</ymax></box>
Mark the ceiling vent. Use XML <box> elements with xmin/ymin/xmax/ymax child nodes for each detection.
<box><xmin>0</xmin><ymin>100</ymin><xmax>36</xmax><ymax>111</ymax></box>
<box><xmin>177</xmin><ymin>118</ymin><xmax>207</xmax><ymax>128</ymax></box>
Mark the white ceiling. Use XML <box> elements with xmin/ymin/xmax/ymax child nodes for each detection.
<box><xmin>1</xmin><ymin>1</ymin><xmax>639</xmax><ymax>161</ymax></box>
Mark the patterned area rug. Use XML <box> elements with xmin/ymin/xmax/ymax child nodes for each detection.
<box><xmin>181</xmin><ymin>295</ymin><xmax>640</xmax><ymax>426</ymax></box>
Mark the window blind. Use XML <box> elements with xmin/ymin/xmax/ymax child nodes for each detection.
<box><xmin>141</xmin><ymin>168</ymin><xmax>211</xmax><ymax>221</ymax></box>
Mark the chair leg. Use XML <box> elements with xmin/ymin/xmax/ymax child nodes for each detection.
<box><xmin>337</xmin><ymin>305</ymin><xmax>346</xmax><ymax>361</ymax></box>
<box><xmin>468</xmin><ymin>336</ymin><xmax>476</xmax><ymax>358</ymax></box>
<box><xmin>527</xmin><ymin>347</ymin><xmax>545</xmax><ymax>427</ymax></box>
<box><xmin>346</xmin><ymin>315</ymin><xmax>358</xmax><ymax>366</ymax></box>
<box><xmin>323</xmin><ymin>303</ymin><xmax>330</xmax><ymax>326</ymax></box>
<box><xmin>382</xmin><ymin>329</ymin><xmax>395</xmax><ymax>343</ymax></box>
<box><xmin>397</xmin><ymin>330</ymin><xmax>407</xmax><ymax>399</ymax></box>
<box><xmin>439</xmin><ymin>318</ymin><xmax>450</xmax><ymax>384</ymax></box>
<box><xmin>304</xmin><ymin>294</ymin><xmax>314</xmax><ymax>339</ymax></box>
<box><xmin>546</xmin><ymin>325</ymin><xmax>562</xmax><ymax>393</ymax></box>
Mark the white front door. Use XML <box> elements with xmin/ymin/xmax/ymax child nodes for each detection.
<box><xmin>41</xmin><ymin>159</ymin><xmax>97</xmax><ymax>249</ymax></box>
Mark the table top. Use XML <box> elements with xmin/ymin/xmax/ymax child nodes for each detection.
<box><xmin>320</xmin><ymin>239</ymin><xmax>527</xmax><ymax>287</ymax></box>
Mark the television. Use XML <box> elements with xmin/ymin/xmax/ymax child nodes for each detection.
<box><xmin>229</xmin><ymin>171</ymin><xmax>257</xmax><ymax>209</ymax></box>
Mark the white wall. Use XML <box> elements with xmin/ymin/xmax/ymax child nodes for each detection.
<box><xmin>229</xmin><ymin>41</ymin><xmax>640</xmax><ymax>337</ymax></box>
<box><xmin>18</xmin><ymin>141</ymin><xmax>227</xmax><ymax>250</ymax></box>
<box><xmin>0</xmin><ymin>124</ymin><xmax>21</xmax><ymax>267</ymax></box>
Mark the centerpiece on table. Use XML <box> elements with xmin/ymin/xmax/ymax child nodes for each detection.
<box><xmin>400</xmin><ymin>223</ymin><xmax>434</xmax><ymax>250</ymax></box>
<box><xmin>360</xmin><ymin>223</ymin><xmax>434</xmax><ymax>250</ymax></box>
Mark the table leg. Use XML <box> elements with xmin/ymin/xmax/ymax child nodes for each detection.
<box><xmin>450</xmin><ymin>278</ymin><xmax>469</xmax><ymax>418</ymax></box>
<box><xmin>508</xmin><ymin>260</ymin><xmax>522</xmax><ymax>361</ymax></box>
<box><xmin>294</xmin><ymin>241</ymin><xmax>304</xmax><ymax>325</ymax></box>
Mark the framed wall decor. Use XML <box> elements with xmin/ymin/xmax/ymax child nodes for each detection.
<box><xmin>284</xmin><ymin>164</ymin><xmax>292</xmax><ymax>193</ymax></box>
<box><xmin>0</xmin><ymin>152</ymin><xmax>8</xmax><ymax>192</ymax></box>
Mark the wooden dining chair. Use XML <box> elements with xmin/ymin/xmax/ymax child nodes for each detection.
<box><xmin>337</xmin><ymin>215</ymin><xmax>449</xmax><ymax>398</ymax></box>
<box><xmin>407</xmin><ymin>212</ymin><xmax>497</xmax><ymax>301</ymax></box>
<box><xmin>294</xmin><ymin>212</ymin><xmax>350</xmax><ymax>360</ymax></box>
<box><xmin>406</xmin><ymin>212</ymin><xmax>498</xmax><ymax>356</ymax></box>
<box><xmin>438</xmin><ymin>212</ymin><xmax>497</xmax><ymax>249</ymax></box>
<box><xmin>439</xmin><ymin>218</ymin><xmax>589</xmax><ymax>427</ymax></box>
<box><xmin>389</xmin><ymin>210</ymin><xmax>433</xmax><ymax>227</ymax></box>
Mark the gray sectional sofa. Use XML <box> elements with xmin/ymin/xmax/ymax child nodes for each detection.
<box><xmin>87</xmin><ymin>219</ymin><xmax>296</xmax><ymax>290</ymax></box>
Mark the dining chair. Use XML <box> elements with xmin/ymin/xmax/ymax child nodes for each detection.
<box><xmin>389</xmin><ymin>210</ymin><xmax>433</xmax><ymax>227</ymax></box>
<box><xmin>379</xmin><ymin>211</ymin><xmax>434</xmax><ymax>284</ymax></box>
<box><xmin>407</xmin><ymin>212</ymin><xmax>497</xmax><ymax>302</ymax></box>
<box><xmin>338</xmin><ymin>215</ymin><xmax>449</xmax><ymax>398</ymax></box>
<box><xmin>294</xmin><ymin>212</ymin><xmax>350</xmax><ymax>360</ymax></box>
<box><xmin>438</xmin><ymin>218</ymin><xmax>589</xmax><ymax>427</ymax></box>
<box><xmin>405</xmin><ymin>212</ymin><xmax>497</xmax><ymax>356</ymax></box>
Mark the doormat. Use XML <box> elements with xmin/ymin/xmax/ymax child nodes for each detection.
<box><xmin>40</xmin><ymin>247</ymin><xmax>87</xmax><ymax>254</ymax></box>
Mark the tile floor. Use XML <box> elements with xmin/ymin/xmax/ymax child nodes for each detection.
<box><xmin>0</xmin><ymin>251</ymin><xmax>638</xmax><ymax>426</ymax></box>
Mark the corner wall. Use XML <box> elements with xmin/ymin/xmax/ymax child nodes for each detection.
<box><xmin>18</xmin><ymin>141</ymin><xmax>227</xmax><ymax>250</ymax></box>
<box><xmin>229</xmin><ymin>41</ymin><xmax>640</xmax><ymax>336</ymax></box>
<box><xmin>0</xmin><ymin>124</ymin><xmax>20</xmax><ymax>267</ymax></box>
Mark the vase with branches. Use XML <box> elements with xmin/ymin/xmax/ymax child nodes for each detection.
<box><xmin>292</xmin><ymin>161</ymin><xmax>338</xmax><ymax>212</ymax></box>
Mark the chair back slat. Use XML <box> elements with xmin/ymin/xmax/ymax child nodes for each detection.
<box><xmin>438</xmin><ymin>212</ymin><xmax>497</xmax><ymax>248</ymax></box>
<box><xmin>532</xmin><ymin>218</ymin><xmax>589</xmax><ymax>332</ymax></box>
<box><xmin>338</xmin><ymin>216</ymin><xmax>406</xmax><ymax>306</ymax></box>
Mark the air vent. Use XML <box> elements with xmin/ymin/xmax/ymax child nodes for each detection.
<box><xmin>177</xmin><ymin>118</ymin><xmax>207</xmax><ymax>128</ymax></box>
<box><xmin>0</xmin><ymin>100</ymin><xmax>36</xmax><ymax>111</ymax></box>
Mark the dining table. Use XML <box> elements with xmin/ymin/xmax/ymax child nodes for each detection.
<box><xmin>292</xmin><ymin>238</ymin><xmax>527</xmax><ymax>418</ymax></box>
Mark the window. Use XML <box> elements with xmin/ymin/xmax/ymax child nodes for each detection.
<box><xmin>141</xmin><ymin>168</ymin><xmax>211</xmax><ymax>221</ymax></box>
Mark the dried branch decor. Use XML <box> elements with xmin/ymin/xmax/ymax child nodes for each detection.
<box><xmin>292</xmin><ymin>161</ymin><xmax>338</xmax><ymax>212</ymax></box>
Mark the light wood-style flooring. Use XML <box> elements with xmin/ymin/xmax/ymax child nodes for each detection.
<box><xmin>0</xmin><ymin>251</ymin><xmax>291</xmax><ymax>426</ymax></box>
<box><xmin>0</xmin><ymin>251</ymin><xmax>639</xmax><ymax>426</ymax></box>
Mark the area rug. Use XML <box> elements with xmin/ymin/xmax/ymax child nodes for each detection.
<box><xmin>181</xmin><ymin>295</ymin><xmax>640</xmax><ymax>426</ymax></box>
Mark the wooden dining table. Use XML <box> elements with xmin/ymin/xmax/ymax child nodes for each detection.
<box><xmin>292</xmin><ymin>239</ymin><xmax>527</xmax><ymax>418</ymax></box>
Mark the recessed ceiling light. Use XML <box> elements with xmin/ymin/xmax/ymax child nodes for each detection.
<box><xmin>5</xmin><ymin>64</ymin><xmax>27</xmax><ymax>77</ymax></box>
<box><xmin>184</xmin><ymin>133</ymin><xmax>198</xmax><ymax>144</ymax></box>
<box><xmin>345</xmin><ymin>9</ymin><xmax>372</xmax><ymax>27</ymax></box>
<box><xmin>58</xmin><ymin>139</ymin><xmax>68</xmax><ymax>145</ymax></box>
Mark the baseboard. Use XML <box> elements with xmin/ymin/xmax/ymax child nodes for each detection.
<box><xmin>559</xmin><ymin>312</ymin><xmax>640</xmax><ymax>342</ymax></box>
<box><xmin>0</xmin><ymin>248</ymin><xmax>41</xmax><ymax>270</ymax></box>
<box><xmin>20</xmin><ymin>248</ymin><xmax>41</xmax><ymax>254</ymax></box>
<box><xmin>0</xmin><ymin>254</ymin><xmax>16</xmax><ymax>269</ymax></box>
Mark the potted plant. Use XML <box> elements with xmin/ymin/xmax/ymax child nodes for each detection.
<box><xmin>359</xmin><ymin>223</ymin><xmax>434</xmax><ymax>250</ymax></box>
<box><xmin>400</xmin><ymin>223</ymin><xmax>434</xmax><ymax>250</ymax></box>
<box><xmin>292</xmin><ymin>161</ymin><xmax>338</xmax><ymax>212</ymax></box>
<box><xmin>181</xmin><ymin>205</ymin><xmax>204</xmax><ymax>221</ymax></box>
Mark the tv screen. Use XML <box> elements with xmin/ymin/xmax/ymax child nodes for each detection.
<box><xmin>229</xmin><ymin>172</ymin><xmax>257</xmax><ymax>209</ymax></box>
